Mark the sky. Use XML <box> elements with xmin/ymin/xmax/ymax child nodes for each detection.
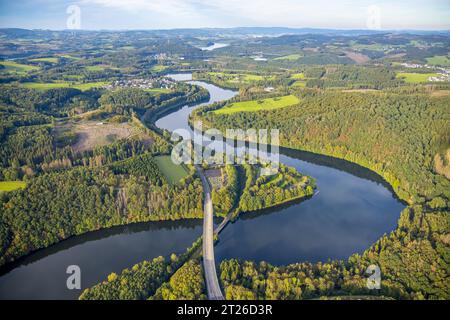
<box><xmin>0</xmin><ymin>0</ymin><xmax>449</xmax><ymax>31</ymax></box>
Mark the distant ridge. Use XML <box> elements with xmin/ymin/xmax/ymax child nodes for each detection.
<box><xmin>0</xmin><ymin>27</ymin><xmax>449</xmax><ymax>38</ymax></box>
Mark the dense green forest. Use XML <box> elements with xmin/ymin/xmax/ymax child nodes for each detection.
<box><xmin>238</xmin><ymin>163</ymin><xmax>315</xmax><ymax>213</ymax></box>
<box><xmin>79</xmin><ymin>238</ymin><xmax>204</xmax><ymax>300</ymax></box>
<box><xmin>195</xmin><ymin>89</ymin><xmax>450</xmax><ymax>299</ymax></box>
<box><xmin>151</xmin><ymin>260</ymin><xmax>206</xmax><ymax>300</ymax></box>
<box><xmin>79</xmin><ymin>256</ymin><xmax>172</xmax><ymax>300</ymax></box>
<box><xmin>220</xmin><ymin>205</ymin><xmax>449</xmax><ymax>299</ymax></box>
<box><xmin>211</xmin><ymin>165</ymin><xmax>240</xmax><ymax>216</ymax></box>
<box><xmin>198</xmin><ymin>91</ymin><xmax>450</xmax><ymax>203</ymax></box>
<box><xmin>100</xmin><ymin>83</ymin><xmax>209</xmax><ymax>117</ymax></box>
<box><xmin>0</xmin><ymin>82</ymin><xmax>209</xmax><ymax>177</ymax></box>
<box><xmin>0</xmin><ymin>159</ymin><xmax>204</xmax><ymax>265</ymax></box>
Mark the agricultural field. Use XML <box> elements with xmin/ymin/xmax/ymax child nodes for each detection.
<box><xmin>396</xmin><ymin>72</ymin><xmax>440</xmax><ymax>83</ymax></box>
<box><xmin>274</xmin><ymin>54</ymin><xmax>302</xmax><ymax>61</ymax></box>
<box><xmin>58</xmin><ymin>54</ymin><xmax>82</xmax><ymax>60</ymax></box>
<box><xmin>0</xmin><ymin>181</ymin><xmax>27</xmax><ymax>192</ymax></box>
<box><xmin>151</xmin><ymin>65</ymin><xmax>169</xmax><ymax>72</ymax></box>
<box><xmin>214</xmin><ymin>95</ymin><xmax>300</xmax><ymax>114</ymax></box>
<box><xmin>426</xmin><ymin>55</ymin><xmax>450</xmax><ymax>67</ymax></box>
<box><xmin>85</xmin><ymin>65</ymin><xmax>119</xmax><ymax>72</ymax></box>
<box><xmin>19</xmin><ymin>81</ymin><xmax>109</xmax><ymax>91</ymax></box>
<box><xmin>291</xmin><ymin>81</ymin><xmax>306</xmax><ymax>87</ymax></box>
<box><xmin>144</xmin><ymin>88</ymin><xmax>171</xmax><ymax>94</ymax></box>
<box><xmin>154</xmin><ymin>155</ymin><xmax>189</xmax><ymax>185</ymax></box>
<box><xmin>208</xmin><ymin>72</ymin><xmax>274</xmax><ymax>83</ymax></box>
<box><xmin>29</xmin><ymin>57</ymin><xmax>58</xmax><ymax>63</ymax></box>
<box><xmin>290</xmin><ymin>73</ymin><xmax>305</xmax><ymax>79</ymax></box>
<box><xmin>0</xmin><ymin>61</ymin><xmax>39</xmax><ymax>74</ymax></box>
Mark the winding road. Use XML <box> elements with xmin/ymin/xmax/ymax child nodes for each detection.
<box><xmin>196</xmin><ymin>165</ymin><xmax>225</xmax><ymax>300</ymax></box>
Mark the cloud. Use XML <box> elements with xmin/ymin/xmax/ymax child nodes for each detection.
<box><xmin>4</xmin><ymin>0</ymin><xmax>447</xmax><ymax>30</ymax></box>
<box><xmin>80</xmin><ymin>0</ymin><xmax>195</xmax><ymax>16</ymax></box>
<box><xmin>78</xmin><ymin>0</ymin><xmax>374</xmax><ymax>28</ymax></box>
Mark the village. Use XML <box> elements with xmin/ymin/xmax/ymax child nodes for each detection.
<box><xmin>104</xmin><ymin>76</ymin><xmax>176</xmax><ymax>90</ymax></box>
<box><xmin>400</xmin><ymin>62</ymin><xmax>450</xmax><ymax>82</ymax></box>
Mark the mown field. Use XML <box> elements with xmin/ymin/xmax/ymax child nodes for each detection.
<box><xmin>85</xmin><ymin>65</ymin><xmax>119</xmax><ymax>71</ymax></box>
<box><xmin>0</xmin><ymin>181</ymin><xmax>27</xmax><ymax>192</ymax></box>
<box><xmin>209</xmin><ymin>72</ymin><xmax>275</xmax><ymax>83</ymax></box>
<box><xmin>144</xmin><ymin>88</ymin><xmax>171</xmax><ymax>94</ymax></box>
<box><xmin>274</xmin><ymin>54</ymin><xmax>302</xmax><ymax>61</ymax></box>
<box><xmin>0</xmin><ymin>61</ymin><xmax>39</xmax><ymax>74</ymax></box>
<box><xmin>151</xmin><ymin>65</ymin><xmax>169</xmax><ymax>72</ymax></box>
<box><xmin>214</xmin><ymin>95</ymin><xmax>300</xmax><ymax>114</ymax></box>
<box><xmin>29</xmin><ymin>57</ymin><xmax>58</xmax><ymax>63</ymax></box>
<box><xmin>396</xmin><ymin>72</ymin><xmax>439</xmax><ymax>83</ymax></box>
<box><xmin>426</xmin><ymin>55</ymin><xmax>450</xmax><ymax>67</ymax></box>
<box><xmin>290</xmin><ymin>73</ymin><xmax>305</xmax><ymax>79</ymax></box>
<box><xmin>154</xmin><ymin>155</ymin><xmax>189</xmax><ymax>185</ymax></box>
<box><xmin>19</xmin><ymin>81</ymin><xmax>109</xmax><ymax>91</ymax></box>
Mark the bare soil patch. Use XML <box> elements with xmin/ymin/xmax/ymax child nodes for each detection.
<box><xmin>56</xmin><ymin>120</ymin><xmax>152</xmax><ymax>153</ymax></box>
<box><xmin>344</xmin><ymin>51</ymin><xmax>370</xmax><ymax>64</ymax></box>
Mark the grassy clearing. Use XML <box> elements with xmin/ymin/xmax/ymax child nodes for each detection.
<box><xmin>274</xmin><ymin>54</ymin><xmax>302</xmax><ymax>61</ymax></box>
<box><xmin>291</xmin><ymin>81</ymin><xmax>306</xmax><ymax>87</ymax></box>
<box><xmin>151</xmin><ymin>65</ymin><xmax>169</xmax><ymax>72</ymax></box>
<box><xmin>58</xmin><ymin>54</ymin><xmax>82</xmax><ymax>60</ymax></box>
<box><xmin>0</xmin><ymin>61</ymin><xmax>39</xmax><ymax>74</ymax></box>
<box><xmin>30</xmin><ymin>57</ymin><xmax>58</xmax><ymax>63</ymax></box>
<box><xmin>214</xmin><ymin>95</ymin><xmax>300</xmax><ymax>115</ymax></box>
<box><xmin>144</xmin><ymin>88</ymin><xmax>171</xmax><ymax>94</ymax></box>
<box><xmin>0</xmin><ymin>181</ymin><xmax>26</xmax><ymax>192</ymax></box>
<box><xmin>290</xmin><ymin>73</ymin><xmax>305</xmax><ymax>80</ymax></box>
<box><xmin>20</xmin><ymin>81</ymin><xmax>109</xmax><ymax>91</ymax></box>
<box><xmin>207</xmin><ymin>72</ymin><xmax>275</xmax><ymax>84</ymax></box>
<box><xmin>85</xmin><ymin>65</ymin><xmax>119</xmax><ymax>72</ymax></box>
<box><xmin>426</xmin><ymin>55</ymin><xmax>450</xmax><ymax>67</ymax></box>
<box><xmin>396</xmin><ymin>72</ymin><xmax>439</xmax><ymax>83</ymax></box>
<box><xmin>154</xmin><ymin>155</ymin><xmax>189</xmax><ymax>185</ymax></box>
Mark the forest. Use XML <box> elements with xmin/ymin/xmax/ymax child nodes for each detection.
<box><xmin>0</xmin><ymin>158</ymin><xmax>204</xmax><ymax>265</ymax></box>
<box><xmin>220</xmin><ymin>204</ymin><xmax>449</xmax><ymax>300</ymax></box>
<box><xmin>79</xmin><ymin>238</ymin><xmax>204</xmax><ymax>300</ymax></box>
<box><xmin>195</xmin><ymin>88</ymin><xmax>449</xmax><ymax>299</ymax></box>
<box><xmin>198</xmin><ymin>91</ymin><xmax>450</xmax><ymax>203</ymax></box>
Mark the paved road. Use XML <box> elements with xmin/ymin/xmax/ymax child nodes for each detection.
<box><xmin>196</xmin><ymin>165</ymin><xmax>224</xmax><ymax>300</ymax></box>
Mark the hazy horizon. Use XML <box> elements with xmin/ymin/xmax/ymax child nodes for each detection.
<box><xmin>1</xmin><ymin>26</ymin><xmax>450</xmax><ymax>32</ymax></box>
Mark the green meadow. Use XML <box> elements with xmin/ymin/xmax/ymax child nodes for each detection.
<box><xmin>290</xmin><ymin>73</ymin><xmax>305</xmax><ymax>80</ymax></box>
<box><xmin>85</xmin><ymin>65</ymin><xmax>120</xmax><ymax>72</ymax></box>
<box><xmin>151</xmin><ymin>65</ymin><xmax>169</xmax><ymax>72</ymax></box>
<box><xmin>274</xmin><ymin>54</ymin><xmax>302</xmax><ymax>61</ymax></box>
<box><xmin>291</xmin><ymin>81</ymin><xmax>306</xmax><ymax>87</ymax></box>
<box><xmin>396</xmin><ymin>72</ymin><xmax>439</xmax><ymax>83</ymax></box>
<box><xmin>20</xmin><ymin>81</ymin><xmax>109</xmax><ymax>91</ymax></box>
<box><xmin>426</xmin><ymin>55</ymin><xmax>450</xmax><ymax>67</ymax></box>
<box><xmin>207</xmin><ymin>72</ymin><xmax>274</xmax><ymax>83</ymax></box>
<box><xmin>144</xmin><ymin>88</ymin><xmax>171</xmax><ymax>94</ymax></box>
<box><xmin>154</xmin><ymin>155</ymin><xmax>189</xmax><ymax>185</ymax></box>
<box><xmin>0</xmin><ymin>181</ymin><xmax>27</xmax><ymax>192</ymax></box>
<box><xmin>0</xmin><ymin>61</ymin><xmax>39</xmax><ymax>74</ymax></box>
<box><xmin>30</xmin><ymin>57</ymin><xmax>59</xmax><ymax>63</ymax></box>
<box><xmin>58</xmin><ymin>54</ymin><xmax>82</xmax><ymax>60</ymax></box>
<box><xmin>214</xmin><ymin>95</ymin><xmax>300</xmax><ymax>115</ymax></box>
